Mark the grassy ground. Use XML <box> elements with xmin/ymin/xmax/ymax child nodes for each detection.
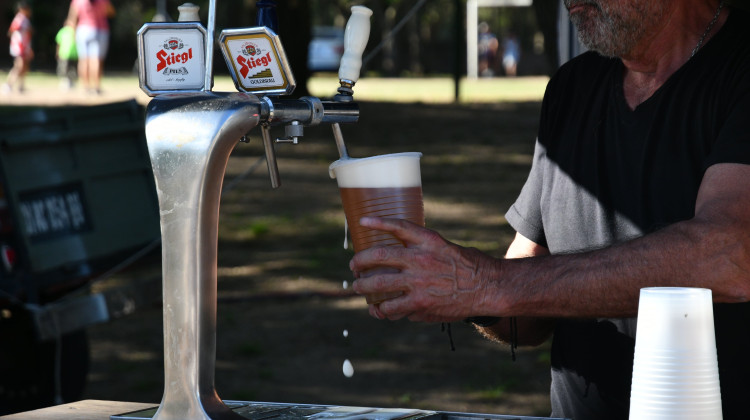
<box><xmin>0</xmin><ymin>71</ymin><xmax>547</xmax><ymax>105</ymax></box>
<box><xmin>0</xmin><ymin>73</ymin><xmax>555</xmax><ymax>417</ymax></box>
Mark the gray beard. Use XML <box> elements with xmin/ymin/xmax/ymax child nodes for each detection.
<box><xmin>566</xmin><ymin>0</ymin><xmax>663</xmax><ymax>58</ymax></box>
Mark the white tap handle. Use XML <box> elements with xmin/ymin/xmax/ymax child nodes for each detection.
<box><xmin>338</xmin><ymin>6</ymin><xmax>372</xmax><ymax>84</ymax></box>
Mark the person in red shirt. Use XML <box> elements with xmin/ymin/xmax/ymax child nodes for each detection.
<box><xmin>67</xmin><ymin>0</ymin><xmax>115</xmax><ymax>95</ymax></box>
<box><xmin>3</xmin><ymin>2</ymin><xmax>33</xmax><ymax>94</ymax></box>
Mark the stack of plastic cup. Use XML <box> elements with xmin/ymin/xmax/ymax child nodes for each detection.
<box><xmin>629</xmin><ymin>287</ymin><xmax>723</xmax><ymax>419</ymax></box>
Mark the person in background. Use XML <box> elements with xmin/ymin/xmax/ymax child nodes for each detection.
<box><xmin>477</xmin><ymin>21</ymin><xmax>499</xmax><ymax>78</ymax></box>
<box><xmin>67</xmin><ymin>0</ymin><xmax>115</xmax><ymax>95</ymax></box>
<box><xmin>3</xmin><ymin>2</ymin><xmax>33</xmax><ymax>94</ymax></box>
<box><xmin>349</xmin><ymin>0</ymin><xmax>750</xmax><ymax>419</ymax></box>
<box><xmin>55</xmin><ymin>19</ymin><xmax>77</xmax><ymax>91</ymax></box>
<box><xmin>501</xmin><ymin>33</ymin><xmax>520</xmax><ymax>77</ymax></box>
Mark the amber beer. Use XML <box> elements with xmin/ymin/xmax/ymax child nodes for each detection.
<box><xmin>329</xmin><ymin>153</ymin><xmax>424</xmax><ymax>304</ymax></box>
<box><xmin>339</xmin><ymin>186</ymin><xmax>424</xmax><ymax>251</ymax></box>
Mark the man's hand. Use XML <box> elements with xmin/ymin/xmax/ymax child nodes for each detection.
<box><xmin>350</xmin><ymin>217</ymin><xmax>499</xmax><ymax>322</ymax></box>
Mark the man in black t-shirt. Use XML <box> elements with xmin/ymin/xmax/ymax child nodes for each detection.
<box><xmin>349</xmin><ymin>1</ymin><xmax>750</xmax><ymax>419</ymax></box>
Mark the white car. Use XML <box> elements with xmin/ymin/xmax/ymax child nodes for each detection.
<box><xmin>308</xmin><ymin>26</ymin><xmax>345</xmax><ymax>72</ymax></box>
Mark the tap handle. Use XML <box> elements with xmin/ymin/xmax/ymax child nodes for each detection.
<box><xmin>338</xmin><ymin>6</ymin><xmax>372</xmax><ymax>85</ymax></box>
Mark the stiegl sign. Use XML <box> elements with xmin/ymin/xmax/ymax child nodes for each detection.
<box><xmin>219</xmin><ymin>27</ymin><xmax>296</xmax><ymax>95</ymax></box>
<box><xmin>137</xmin><ymin>22</ymin><xmax>207</xmax><ymax>96</ymax></box>
<box><xmin>156</xmin><ymin>39</ymin><xmax>193</xmax><ymax>72</ymax></box>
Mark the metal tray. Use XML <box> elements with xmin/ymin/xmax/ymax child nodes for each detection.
<box><xmin>110</xmin><ymin>401</ymin><xmax>569</xmax><ymax>420</ymax></box>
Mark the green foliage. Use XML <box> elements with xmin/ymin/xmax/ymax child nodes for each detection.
<box><xmin>477</xmin><ymin>383</ymin><xmax>509</xmax><ymax>400</ymax></box>
<box><xmin>2</xmin><ymin>0</ymin><xmax>554</xmax><ymax>76</ymax></box>
<box><xmin>249</xmin><ymin>221</ymin><xmax>271</xmax><ymax>237</ymax></box>
<box><xmin>397</xmin><ymin>393</ymin><xmax>412</xmax><ymax>404</ymax></box>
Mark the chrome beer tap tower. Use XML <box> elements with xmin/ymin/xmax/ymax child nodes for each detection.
<box><xmin>133</xmin><ymin>2</ymin><xmax>371</xmax><ymax>420</ymax></box>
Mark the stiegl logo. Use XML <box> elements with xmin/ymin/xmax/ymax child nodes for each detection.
<box><xmin>164</xmin><ymin>38</ymin><xmax>183</xmax><ymax>50</ymax></box>
<box><xmin>156</xmin><ymin>37</ymin><xmax>194</xmax><ymax>72</ymax></box>
<box><xmin>242</xmin><ymin>42</ymin><xmax>259</xmax><ymax>56</ymax></box>
<box><xmin>237</xmin><ymin>41</ymin><xmax>273</xmax><ymax>79</ymax></box>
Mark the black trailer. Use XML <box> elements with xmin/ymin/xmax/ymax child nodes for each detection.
<box><xmin>0</xmin><ymin>100</ymin><xmax>161</xmax><ymax>414</ymax></box>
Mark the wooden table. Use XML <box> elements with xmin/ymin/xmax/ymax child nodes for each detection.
<box><xmin>0</xmin><ymin>400</ymin><xmax>157</xmax><ymax>420</ymax></box>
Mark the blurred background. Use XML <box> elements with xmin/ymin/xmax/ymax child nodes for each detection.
<box><xmin>0</xmin><ymin>0</ymin><xmax>562</xmax><ymax>83</ymax></box>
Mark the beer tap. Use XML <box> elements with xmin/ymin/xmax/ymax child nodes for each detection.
<box><xmin>134</xmin><ymin>3</ymin><xmax>371</xmax><ymax>420</ymax></box>
<box><xmin>213</xmin><ymin>3</ymin><xmax>371</xmax><ymax>188</ymax></box>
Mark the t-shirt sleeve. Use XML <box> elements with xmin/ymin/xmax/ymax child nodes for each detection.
<box><xmin>505</xmin><ymin>138</ymin><xmax>548</xmax><ymax>248</ymax></box>
<box><xmin>705</xmin><ymin>87</ymin><xmax>750</xmax><ymax>169</ymax></box>
<box><xmin>703</xmin><ymin>34</ymin><xmax>750</xmax><ymax>169</ymax></box>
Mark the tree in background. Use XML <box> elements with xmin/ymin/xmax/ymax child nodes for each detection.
<box><xmin>0</xmin><ymin>1</ymin><xmax>560</xmax><ymax>87</ymax></box>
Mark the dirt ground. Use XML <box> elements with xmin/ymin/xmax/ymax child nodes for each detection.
<box><xmin>3</xmin><ymin>84</ymin><xmax>552</xmax><ymax>417</ymax></box>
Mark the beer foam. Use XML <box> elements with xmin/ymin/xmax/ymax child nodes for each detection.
<box><xmin>329</xmin><ymin>152</ymin><xmax>422</xmax><ymax>188</ymax></box>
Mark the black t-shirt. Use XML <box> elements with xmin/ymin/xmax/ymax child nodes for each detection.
<box><xmin>505</xmin><ymin>8</ymin><xmax>750</xmax><ymax>420</ymax></box>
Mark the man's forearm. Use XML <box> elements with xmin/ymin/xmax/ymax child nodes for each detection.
<box><xmin>481</xmin><ymin>217</ymin><xmax>750</xmax><ymax>319</ymax></box>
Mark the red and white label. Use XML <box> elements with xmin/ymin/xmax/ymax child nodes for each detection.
<box><xmin>222</xmin><ymin>34</ymin><xmax>289</xmax><ymax>92</ymax></box>
<box><xmin>141</xmin><ymin>26</ymin><xmax>205</xmax><ymax>92</ymax></box>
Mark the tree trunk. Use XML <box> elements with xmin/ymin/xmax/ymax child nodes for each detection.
<box><xmin>276</xmin><ymin>0</ymin><xmax>311</xmax><ymax>97</ymax></box>
<box><xmin>532</xmin><ymin>0</ymin><xmax>560</xmax><ymax>73</ymax></box>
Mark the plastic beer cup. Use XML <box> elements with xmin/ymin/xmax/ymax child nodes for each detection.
<box><xmin>329</xmin><ymin>152</ymin><xmax>424</xmax><ymax>304</ymax></box>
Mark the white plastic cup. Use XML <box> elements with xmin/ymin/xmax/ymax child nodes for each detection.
<box><xmin>629</xmin><ymin>287</ymin><xmax>723</xmax><ymax>420</ymax></box>
<box><xmin>329</xmin><ymin>152</ymin><xmax>424</xmax><ymax>304</ymax></box>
